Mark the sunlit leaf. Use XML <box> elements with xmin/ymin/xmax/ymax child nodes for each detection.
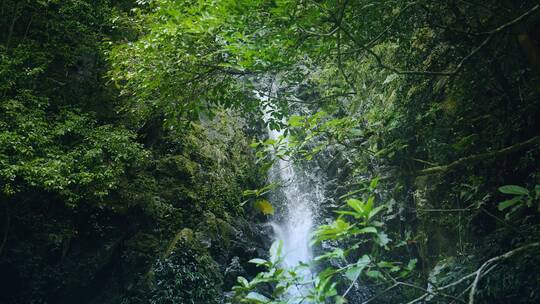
<box><xmin>254</xmin><ymin>199</ymin><xmax>274</xmax><ymax>215</ymax></box>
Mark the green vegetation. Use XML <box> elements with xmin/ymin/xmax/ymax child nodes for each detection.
<box><xmin>1</xmin><ymin>0</ymin><xmax>540</xmax><ymax>303</ymax></box>
<box><xmin>0</xmin><ymin>1</ymin><xmax>262</xmax><ymax>303</ymax></box>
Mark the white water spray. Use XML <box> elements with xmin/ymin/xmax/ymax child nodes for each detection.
<box><xmin>257</xmin><ymin>83</ymin><xmax>323</xmax><ymax>287</ymax></box>
<box><xmin>267</xmin><ymin>126</ymin><xmax>314</xmax><ymax>269</ymax></box>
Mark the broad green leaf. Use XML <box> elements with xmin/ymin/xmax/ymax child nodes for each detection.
<box><xmin>335</xmin><ymin>210</ymin><xmax>360</xmax><ymax>218</ymax></box>
<box><xmin>237</xmin><ymin>276</ymin><xmax>250</xmax><ymax>288</ymax></box>
<box><xmin>263</xmin><ymin>138</ymin><xmax>276</xmax><ymax>145</ymax></box>
<box><xmin>269</xmin><ymin>240</ymin><xmax>283</xmax><ymax>264</ymax></box>
<box><xmin>249</xmin><ymin>258</ymin><xmax>268</xmax><ymax>266</ymax></box>
<box><xmin>288</xmin><ymin>115</ymin><xmax>304</xmax><ymax>127</ymax></box>
<box><xmin>406</xmin><ymin>258</ymin><xmax>417</xmax><ymax>270</ymax></box>
<box><xmin>368</xmin><ymin>205</ymin><xmax>385</xmax><ymax>220</ymax></box>
<box><xmin>345</xmin><ymin>265</ymin><xmax>362</xmax><ymax>281</ymax></box>
<box><xmin>383</xmin><ymin>73</ymin><xmax>398</xmax><ymax>84</ymax></box>
<box><xmin>314</xmin><ymin>248</ymin><xmax>344</xmax><ymax>261</ymax></box>
<box><xmin>498</xmin><ymin>185</ymin><xmax>529</xmax><ymax>196</ymax></box>
<box><xmin>498</xmin><ymin>196</ymin><xmax>523</xmax><ymax>211</ymax></box>
<box><xmin>366</xmin><ymin>270</ymin><xmax>383</xmax><ymax>280</ymax></box>
<box><xmin>346</xmin><ymin>198</ymin><xmax>365</xmax><ymax>214</ymax></box>
<box><xmin>345</xmin><ymin>255</ymin><xmax>370</xmax><ymax>281</ymax></box>
<box><xmin>365</xmin><ymin>196</ymin><xmax>375</xmax><ymax>213</ymax></box>
<box><xmin>244</xmin><ymin>291</ymin><xmax>270</xmax><ymax>303</ymax></box>
<box><xmin>356</xmin><ymin>226</ymin><xmax>378</xmax><ymax>234</ymax></box>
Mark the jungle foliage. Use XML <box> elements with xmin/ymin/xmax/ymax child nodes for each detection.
<box><xmin>1</xmin><ymin>1</ymin><xmax>262</xmax><ymax>303</ymax></box>
<box><xmin>1</xmin><ymin>0</ymin><xmax>540</xmax><ymax>303</ymax></box>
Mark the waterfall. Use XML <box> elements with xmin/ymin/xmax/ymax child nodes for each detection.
<box><xmin>257</xmin><ymin>82</ymin><xmax>323</xmax><ymax>299</ymax></box>
<box><xmin>267</xmin><ymin>126</ymin><xmax>314</xmax><ymax>270</ymax></box>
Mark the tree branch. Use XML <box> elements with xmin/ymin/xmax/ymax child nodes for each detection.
<box><xmin>468</xmin><ymin>242</ymin><xmax>540</xmax><ymax>304</ymax></box>
<box><xmin>415</xmin><ymin>136</ymin><xmax>540</xmax><ymax>176</ymax></box>
<box><xmin>402</xmin><ymin>242</ymin><xmax>540</xmax><ymax>304</ymax></box>
<box><xmin>333</xmin><ymin>4</ymin><xmax>540</xmax><ymax>77</ymax></box>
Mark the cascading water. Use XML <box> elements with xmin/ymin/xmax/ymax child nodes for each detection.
<box><xmin>257</xmin><ymin>83</ymin><xmax>324</xmax><ymax>300</ymax></box>
<box><xmin>267</xmin><ymin>126</ymin><xmax>314</xmax><ymax>270</ymax></box>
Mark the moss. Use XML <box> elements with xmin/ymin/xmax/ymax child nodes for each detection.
<box><xmin>149</xmin><ymin>239</ymin><xmax>223</xmax><ymax>304</ymax></box>
<box><xmin>163</xmin><ymin>228</ymin><xmax>194</xmax><ymax>258</ymax></box>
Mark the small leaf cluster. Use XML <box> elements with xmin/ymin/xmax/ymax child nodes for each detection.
<box><xmin>498</xmin><ymin>184</ymin><xmax>540</xmax><ymax>219</ymax></box>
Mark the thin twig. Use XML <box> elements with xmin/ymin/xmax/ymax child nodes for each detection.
<box><xmin>468</xmin><ymin>242</ymin><xmax>540</xmax><ymax>304</ymax></box>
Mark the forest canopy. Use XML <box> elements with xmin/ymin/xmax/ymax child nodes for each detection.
<box><xmin>1</xmin><ymin>0</ymin><xmax>540</xmax><ymax>303</ymax></box>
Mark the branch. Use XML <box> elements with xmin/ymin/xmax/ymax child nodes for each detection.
<box><xmin>363</xmin><ymin>280</ymin><xmax>465</xmax><ymax>304</ymax></box>
<box><xmin>415</xmin><ymin>136</ymin><xmax>540</xmax><ymax>176</ymax></box>
<box><xmin>468</xmin><ymin>242</ymin><xmax>540</xmax><ymax>304</ymax></box>
<box><xmin>406</xmin><ymin>242</ymin><xmax>540</xmax><ymax>304</ymax></box>
<box><xmin>334</xmin><ymin>4</ymin><xmax>540</xmax><ymax>76</ymax></box>
<box><xmin>337</xmin><ymin>22</ymin><xmax>453</xmax><ymax>76</ymax></box>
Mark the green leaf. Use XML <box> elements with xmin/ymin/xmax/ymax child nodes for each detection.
<box><xmin>369</xmin><ymin>177</ymin><xmax>379</xmax><ymax>189</ymax></box>
<box><xmin>314</xmin><ymin>248</ymin><xmax>344</xmax><ymax>261</ymax></box>
<box><xmin>288</xmin><ymin>115</ymin><xmax>304</xmax><ymax>127</ymax></box>
<box><xmin>345</xmin><ymin>265</ymin><xmax>362</xmax><ymax>281</ymax></box>
<box><xmin>248</xmin><ymin>258</ymin><xmax>268</xmax><ymax>266</ymax></box>
<box><xmin>368</xmin><ymin>205</ymin><xmax>385</xmax><ymax>220</ymax></box>
<box><xmin>263</xmin><ymin>138</ymin><xmax>276</xmax><ymax>145</ymax></box>
<box><xmin>498</xmin><ymin>196</ymin><xmax>523</xmax><ymax>211</ymax></box>
<box><xmin>406</xmin><ymin>258</ymin><xmax>417</xmax><ymax>271</ymax></box>
<box><xmin>243</xmin><ymin>189</ymin><xmax>257</xmax><ymax>196</ymax></box>
<box><xmin>498</xmin><ymin>185</ymin><xmax>529</xmax><ymax>196</ymax></box>
<box><xmin>366</xmin><ymin>270</ymin><xmax>383</xmax><ymax>280</ymax></box>
<box><xmin>334</xmin><ymin>210</ymin><xmax>360</xmax><ymax>218</ymax></box>
<box><xmin>365</xmin><ymin>196</ymin><xmax>375</xmax><ymax>213</ymax></box>
<box><xmin>383</xmin><ymin>73</ymin><xmax>398</xmax><ymax>84</ymax></box>
<box><xmin>346</xmin><ymin>198</ymin><xmax>365</xmax><ymax>215</ymax></box>
<box><xmin>356</xmin><ymin>226</ymin><xmax>378</xmax><ymax>234</ymax></box>
<box><xmin>254</xmin><ymin>199</ymin><xmax>274</xmax><ymax>215</ymax></box>
<box><xmin>269</xmin><ymin>240</ymin><xmax>283</xmax><ymax>265</ymax></box>
<box><xmin>237</xmin><ymin>276</ymin><xmax>250</xmax><ymax>287</ymax></box>
<box><xmin>345</xmin><ymin>255</ymin><xmax>370</xmax><ymax>281</ymax></box>
<box><xmin>244</xmin><ymin>291</ymin><xmax>270</xmax><ymax>303</ymax></box>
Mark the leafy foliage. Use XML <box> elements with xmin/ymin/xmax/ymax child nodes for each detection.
<box><xmin>149</xmin><ymin>242</ymin><xmax>223</xmax><ymax>304</ymax></box>
<box><xmin>231</xmin><ymin>182</ymin><xmax>416</xmax><ymax>303</ymax></box>
<box><xmin>0</xmin><ymin>1</ymin><xmax>262</xmax><ymax>303</ymax></box>
<box><xmin>2</xmin><ymin>0</ymin><xmax>540</xmax><ymax>303</ymax></box>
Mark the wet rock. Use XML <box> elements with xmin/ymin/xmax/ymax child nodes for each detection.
<box><xmin>224</xmin><ymin>256</ymin><xmax>246</xmax><ymax>288</ymax></box>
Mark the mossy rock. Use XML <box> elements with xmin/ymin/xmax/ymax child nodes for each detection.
<box><xmin>163</xmin><ymin>228</ymin><xmax>194</xmax><ymax>258</ymax></box>
<box><xmin>149</xmin><ymin>238</ymin><xmax>223</xmax><ymax>304</ymax></box>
